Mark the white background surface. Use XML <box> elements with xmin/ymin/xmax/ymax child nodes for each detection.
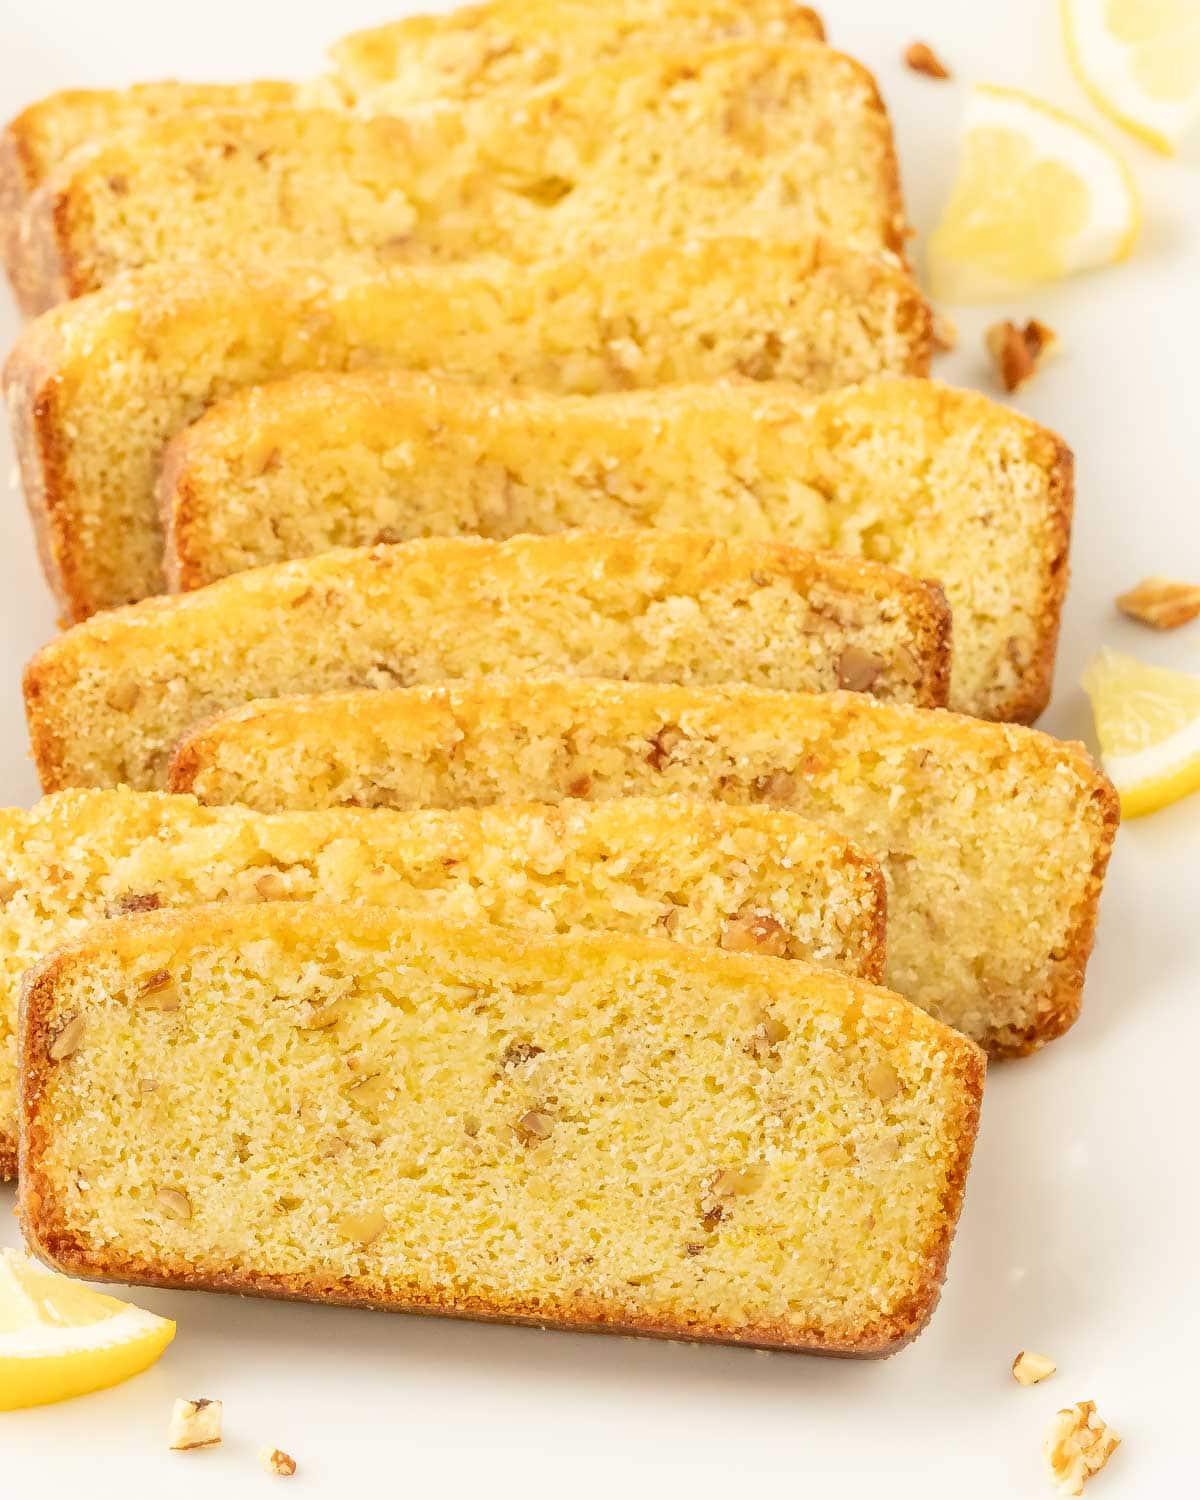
<box><xmin>0</xmin><ymin>0</ymin><xmax>1197</xmax><ymax>1493</ymax></box>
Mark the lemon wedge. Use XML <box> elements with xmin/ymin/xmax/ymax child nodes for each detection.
<box><xmin>0</xmin><ymin>1249</ymin><xmax>175</xmax><ymax>1410</ymax></box>
<box><xmin>1082</xmin><ymin>649</ymin><xmax>1200</xmax><ymax>817</ymax></box>
<box><xmin>1063</xmin><ymin>0</ymin><xmax>1200</xmax><ymax>154</ymax></box>
<box><xmin>928</xmin><ymin>84</ymin><xmax>1141</xmax><ymax>303</ymax></box>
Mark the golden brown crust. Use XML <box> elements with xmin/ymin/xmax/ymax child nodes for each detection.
<box><xmin>2</xmin><ymin>313</ymin><xmax>77</xmax><ymax>619</ymax></box>
<box><xmin>1008</xmin><ymin>431</ymin><xmax>1075</xmax><ymax>725</ymax></box>
<box><xmin>17</xmin><ymin>908</ymin><xmax>984</xmax><ymax>1355</ymax></box>
<box><xmin>988</xmin><ymin>771</ymin><xmax>1120</xmax><ymax>1057</ymax></box>
<box><xmin>0</xmin><ymin>116</ymin><xmax>38</xmax><ymax>312</ymax></box>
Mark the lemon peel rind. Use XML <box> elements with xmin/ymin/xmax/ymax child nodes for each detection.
<box><xmin>1061</xmin><ymin>0</ymin><xmax>1200</xmax><ymax>155</ymax></box>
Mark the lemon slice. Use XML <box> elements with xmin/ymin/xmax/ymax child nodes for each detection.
<box><xmin>927</xmin><ymin>84</ymin><xmax>1141</xmax><ymax>303</ymax></box>
<box><xmin>1082</xmin><ymin>648</ymin><xmax>1200</xmax><ymax>817</ymax></box>
<box><xmin>1063</xmin><ymin>0</ymin><xmax>1200</xmax><ymax>154</ymax></box>
<box><xmin>0</xmin><ymin>1249</ymin><xmax>175</xmax><ymax>1410</ymax></box>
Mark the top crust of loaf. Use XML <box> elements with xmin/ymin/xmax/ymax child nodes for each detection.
<box><xmin>20</xmin><ymin>902</ymin><xmax>983</xmax><ymax>1356</ymax></box>
<box><xmin>160</xmin><ymin>373</ymin><xmax>1071</xmax><ymax>723</ymax></box>
<box><xmin>16</xmin><ymin>42</ymin><xmax>907</xmax><ymax>312</ymax></box>
<box><xmin>3</xmin><ymin>239</ymin><xmax>931</xmax><ymax>622</ymax></box>
<box><xmin>22</xmin><ymin>530</ymin><xmax>952</xmax><ymax>792</ymax></box>
<box><xmin>330</xmin><ymin>0</ymin><xmax>825</xmax><ymax>102</ymax></box>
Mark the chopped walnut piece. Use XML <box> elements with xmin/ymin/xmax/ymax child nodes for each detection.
<box><xmin>836</xmin><ymin>646</ymin><xmax>885</xmax><ymax>692</ymax></box>
<box><xmin>720</xmin><ymin>912</ymin><xmax>791</xmax><ymax>957</ymax></box>
<box><xmin>337</xmin><ymin>1207</ymin><xmax>387</xmax><ymax>1245</ymax></box>
<box><xmin>105</xmin><ymin>680</ymin><xmax>140</xmax><ymax>712</ymax></box>
<box><xmin>168</xmin><ymin>1398</ymin><xmax>222</xmax><ymax>1451</ymax></box>
<box><xmin>138</xmin><ymin>969</ymin><xmax>180</xmax><ymax>1011</ymax></box>
<box><xmin>156</xmin><ymin>1187</ymin><xmax>192</xmax><ymax>1220</ymax></box>
<box><xmin>904</xmin><ymin>41</ymin><xmax>951</xmax><ymax>78</ymax></box>
<box><xmin>1115</xmin><ymin>576</ymin><xmax>1200</xmax><ymax>630</ymax></box>
<box><xmin>105</xmin><ymin>891</ymin><xmax>162</xmax><ymax>917</ymax></box>
<box><xmin>710</xmin><ymin>1164</ymin><xmax>766</xmax><ymax>1198</ymax></box>
<box><xmin>260</xmin><ymin>1448</ymin><xmax>297</xmax><ymax>1477</ymax></box>
<box><xmin>254</xmin><ymin>871</ymin><xmax>288</xmax><ymax>899</ymax></box>
<box><xmin>515</xmin><ymin>1109</ymin><xmax>554</xmax><ymax>1144</ymax></box>
<box><xmin>931</xmin><ymin>311</ymin><xmax>958</xmax><ymax>352</ymax></box>
<box><xmin>656</xmin><ymin>906</ymin><xmax>680</xmax><ymax>934</ymax></box>
<box><xmin>500</xmin><ymin>1039</ymin><xmax>544</xmax><ymax>1069</ymax></box>
<box><xmin>646</xmin><ymin>723</ymin><xmax>684</xmax><ymax>770</ymax></box>
<box><xmin>865</xmin><ymin>1059</ymin><xmax>901</xmax><ymax>1101</ymax></box>
<box><xmin>300</xmin><ymin>998</ymin><xmax>346</xmax><ymax>1030</ymax></box>
<box><xmin>750</xmin><ymin>768</ymin><xmax>796</xmax><ymax>803</ymax></box>
<box><xmin>1044</xmin><ymin>1401</ymin><xmax>1120</xmax><ymax>1495</ymax></box>
<box><xmin>986</xmin><ymin>319</ymin><xmax>1059</xmax><ymax>392</ymax></box>
<box><xmin>48</xmin><ymin>1013</ymin><xmax>85</xmax><ymax>1061</ymax></box>
<box><xmin>1012</xmin><ymin>1349</ymin><xmax>1057</xmax><ymax>1386</ymax></box>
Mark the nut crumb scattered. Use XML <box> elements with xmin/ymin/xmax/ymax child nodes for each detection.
<box><xmin>931</xmin><ymin>311</ymin><xmax>958</xmax><ymax>352</ymax></box>
<box><xmin>48</xmin><ymin>1013</ymin><xmax>85</xmax><ymax>1061</ymax></box>
<box><xmin>1115</xmin><ymin>576</ymin><xmax>1200</xmax><ymax>630</ymax></box>
<box><xmin>260</xmin><ymin>1447</ymin><xmax>297</xmax><ymax>1477</ymax></box>
<box><xmin>986</xmin><ymin>319</ymin><xmax>1059</xmax><ymax>392</ymax></box>
<box><xmin>1012</xmin><ymin>1349</ymin><xmax>1057</xmax><ymax>1385</ymax></box>
<box><xmin>1043</xmin><ymin>1401</ymin><xmax>1120</xmax><ymax>1495</ymax></box>
<box><xmin>904</xmin><ymin>41</ymin><xmax>951</xmax><ymax>79</ymax></box>
<box><xmin>168</xmin><ymin>1397</ymin><xmax>223</xmax><ymax>1451</ymax></box>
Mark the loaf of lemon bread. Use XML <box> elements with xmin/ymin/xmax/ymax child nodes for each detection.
<box><xmin>171</xmin><ymin>680</ymin><xmax>1118</xmax><ymax>1057</ymax></box>
<box><xmin>23</xmin><ymin>531</ymin><xmax>951</xmax><ymax>792</ymax></box>
<box><xmin>20</xmin><ymin>905</ymin><xmax>983</xmax><ymax>1354</ymax></box>
<box><xmin>3</xmin><ymin>240</ymin><xmax>931</xmax><ymax>621</ymax></box>
<box><xmin>327</xmin><ymin>0</ymin><xmax>824</xmax><ymax>108</ymax></box>
<box><xmin>14</xmin><ymin>43</ymin><xmax>906</xmax><ymax>312</ymax></box>
<box><xmin>163</xmin><ymin>374</ymin><xmax>1072</xmax><ymax>723</ymax></box>
<box><xmin>0</xmin><ymin>81</ymin><xmax>296</xmax><ymax>313</ymax></box>
<box><xmin>0</xmin><ymin>789</ymin><xmax>885</xmax><ymax>1180</ymax></box>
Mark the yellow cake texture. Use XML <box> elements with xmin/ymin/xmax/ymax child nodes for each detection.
<box><xmin>11</xmin><ymin>43</ymin><xmax>906</xmax><ymax>313</ymax></box>
<box><xmin>170</xmin><ymin>679</ymin><xmax>1119</xmax><ymax>1058</ymax></box>
<box><xmin>3</xmin><ymin>240</ymin><xmax>931</xmax><ymax>621</ymax></box>
<box><xmin>23</xmin><ymin>531</ymin><xmax>951</xmax><ymax>793</ymax></box>
<box><xmin>0</xmin><ymin>788</ymin><xmax>884</xmax><ymax>1180</ymax></box>
<box><xmin>328</xmin><ymin>0</ymin><xmax>825</xmax><ymax>108</ymax></box>
<box><xmin>0</xmin><ymin>82</ymin><xmax>296</xmax><ymax>313</ymax></box>
<box><xmin>19</xmin><ymin>904</ymin><xmax>984</xmax><ymax>1356</ymax></box>
<box><xmin>162</xmin><ymin>374</ymin><xmax>1072</xmax><ymax>723</ymax></box>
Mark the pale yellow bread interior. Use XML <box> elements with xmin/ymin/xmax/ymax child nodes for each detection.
<box><xmin>20</xmin><ymin>904</ymin><xmax>984</xmax><ymax>1356</ymax></box>
<box><xmin>162</xmin><ymin>374</ymin><xmax>1071</xmax><ymax>722</ymax></box>
<box><xmin>0</xmin><ymin>788</ymin><xmax>885</xmax><ymax>1178</ymax></box>
<box><xmin>23</xmin><ymin>530</ymin><xmax>951</xmax><ymax>792</ymax></box>
<box><xmin>3</xmin><ymin>238</ymin><xmax>931</xmax><ymax>620</ymax></box>
<box><xmin>169</xmin><ymin>679</ymin><xmax>1119</xmax><ymax>1057</ymax></box>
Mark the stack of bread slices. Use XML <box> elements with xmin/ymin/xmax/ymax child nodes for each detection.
<box><xmin>0</xmin><ymin>0</ymin><xmax>1118</xmax><ymax>1359</ymax></box>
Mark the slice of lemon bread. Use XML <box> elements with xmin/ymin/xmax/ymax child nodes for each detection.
<box><xmin>20</xmin><ymin>904</ymin><xmax>983</xmax><ymax>1355</ymax></box>
<box><xmin>0</xmin><ymin>82</ymin><xmax>296</xmax><ymax>312</ymax></box>
<box><xmin>23</xmin><ymin>531</ymin><xmax>951</xmax><ymax>793</ymax></box>
<box><xmin>162</xmin><ymin>374</ymin><xmax>1072</xmax><ymax>723</ymax></box>
<box><xmin>15</xmin><ymin>43</ymin><xmax>906</xmax><ymax>313</ymax></box>
<box><xmin>0</xmin><ymin>789</ymin><xmax>885</xmax><ymax>1180</ymax></box>
<box><xmin>328</xmin><ymin>0</ymin><xmax>824</xmax><ymax>108</ymax></box>
<box><xmin>3</xmin><ymin>240</ymin><xmax>931</xmax><ymax>621</ymax></box>
<box><xmin>169</xmin><ymin>680</ymin><xmax>1118</xmax><ymax>1057</ymax></box>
